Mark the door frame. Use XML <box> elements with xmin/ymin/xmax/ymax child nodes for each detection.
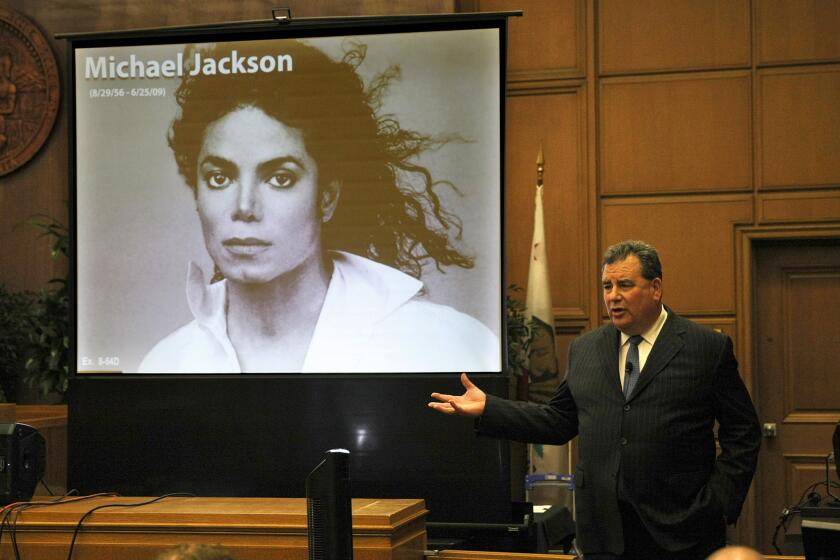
<box><xmin>734</xmin><ymin>223</ymin><xmax>840</xmax><ymax>549</ymax></box>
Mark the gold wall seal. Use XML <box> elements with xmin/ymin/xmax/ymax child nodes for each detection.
<box><xmin>0</xmin><ymin>7</ymin><xmax>60</xmax><ymax>177</ymax></box>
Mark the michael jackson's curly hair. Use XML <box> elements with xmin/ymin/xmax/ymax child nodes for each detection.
<box><xmin>168</xmin><ymin>39</ymin><xmax>473</xmax><ymax>278</ymax></box>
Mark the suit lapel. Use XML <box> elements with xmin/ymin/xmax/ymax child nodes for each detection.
<box><xmin>598</xmin><ymin>325</ymin><xmax>623</xmax><ymax>396</ymax></box>
<box><xmin>627</xmin><ymin>310</ymin><xmax>685</xmax><ymax>401</ymax></box>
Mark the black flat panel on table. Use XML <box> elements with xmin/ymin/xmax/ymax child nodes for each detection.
<box><xmin>68</xmin><ymin>374</ymin><xmax>511</xmax><ymax>523</ymax></box>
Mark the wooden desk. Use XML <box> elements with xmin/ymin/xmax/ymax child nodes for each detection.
<box><xmin>0</xmin><ymin>496</ymin><xmax>427</xmax><ymax>560</ymax></box>
<box><xmin>436</xmin><ymin>552</ymin><xmax>575</xmax><ymax>560</ymax></box>
<box><xmin>434</xmin><ymin>552</ymin><xmax>804</xmax><ymax>560</ymax></box>
<box><xmin>0</xmin><ymin>404</ymin><xmax>14</xmax><ymax>423</ymax></box>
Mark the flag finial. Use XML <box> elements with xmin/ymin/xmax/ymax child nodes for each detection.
<box><xmin>536</xmin><ymin>143</ymin><xmax>544</xmax><ymax>187</ymax></box>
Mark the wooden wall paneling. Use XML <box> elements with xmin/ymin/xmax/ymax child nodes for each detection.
<box><xmin>765</xmin><ymin>452</ymin><xmax>840</xmax><ymax>550</ymax></box>
<box><xmin>506</xmin><ymin>86</ymin><xmax>589</xmax><ymax>319</ymax></box>
<box><xmin>785</xmin><ymin>453</ymin><xmax>837</xmax><ymax>504</ymax></box>
<box><xmin>732</xmin><ymin>229</ymin><xmax>761</xmax><ymax>550</ymax></box>
<box><xmin>0</xmin><ymin>2</ymin><xmax>69</xmax><ymax>291</ymax></box>
<box><xmin>756</xmin><ymin>0</ymin><xmax>840</xmax><ymax>65</ymax></box>
<box><xmin>601</xmin><ymin>194</ymin><xmax>752</xmax><ymax>315</ymax></box>
<box><xmin>780</xmin><ymin>263</ymin><xmax>840</xmax><ymax>420</ymax></box>
<box><xmin>757</xmin><ymin>190</ymin><xmax>840</xmax><ymax>224</ymax></box>
<box><xmin>599</xmin><ymin>72</ymin><xmax>753</xmax><ymax>195</ymax></box>
<box><xmin>598</xmin><ymin>0</ymin><xmax>750</xmax><ymax>75</ymax></box>
<box><xmin>786</xmin><ymin>454</ymin><xmax>840</xmax><ymax>507</ymax></box>
<box><xmin>735</xmin><ymin>225</ymin><xmax>840</xmax><ymax>406</ymax></box>
<box><xmin>291</xmin><ymin>0</ymin><xmax>459</xmax><ymax>16</ymax></box>
<box><xmin>480</xmin><ymin>0</ymin><xmax>585</xmax><ymax>82</ymax></box>
<box><xmin>0</xmin><ymin>123</ymin><xmax>68</xmax><ymax>292</ymax></box>
<box><xmin>554</xmin><ymin>324</ymin><xmax>585</xmax><ymax>376</ymax></box>
<box><xmin>13</xmin><ymin>0</ymin><xmax>460</xmax><ymax>34</ymax></box>
<box><xmin>584</xmin><ymin>0</ymin><xmax>600</xmax><ymax>333</ymax></box>
<box><xmin>757</xmin><ymin>65</ymin><xmax>840</xmax><ymax>191</ymax></box>
<box><xmin>690</xmin><ymin>317</ymin><xmax>737</xmax><ymax>349</ymax></box>
<box><xmin>752</xmin><ymin>237</ymin><xmax>840</xmax><ymax>552</ymax></box>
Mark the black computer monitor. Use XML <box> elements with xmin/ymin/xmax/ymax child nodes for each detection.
<box><xmin>306</xmin><ymin>449</ymin><xmax>352</xmax><ymax>560</ymax></box>
<box><xmin>0</xmin><ymin>423</ymin><xmax>45</xmax><ymax>504</ymax></box>
<box><xmin>802</xmin><ymin>516</ymin><xmax>840</xmax><ymax>560</ymax></box>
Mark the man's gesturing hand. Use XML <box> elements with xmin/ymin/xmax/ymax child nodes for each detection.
<box><xmin>428</xmin><ymin>373</ymin><xmax>487</xmax><ymax>417</ymax></box>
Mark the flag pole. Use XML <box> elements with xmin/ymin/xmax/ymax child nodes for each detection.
<box><xmin>525</xmin><ymin>143</ymin><xmax>572</xmax><ymax>508</ymax></box>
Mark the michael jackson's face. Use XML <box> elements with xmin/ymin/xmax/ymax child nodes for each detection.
<box><xmin>195</xmin><ymin>105</ymin><xmax>338</xmax><ymax>285</ymax></box>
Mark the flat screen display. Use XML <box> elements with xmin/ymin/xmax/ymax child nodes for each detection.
<box><xmin>73</xmin><ymin>27</ymin><xmax>503</xmax><ymax>374</ymax></box>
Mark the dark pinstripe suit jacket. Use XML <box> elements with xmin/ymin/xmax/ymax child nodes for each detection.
<box><xmin>478</xmin><ymin>308</ymin><xmax>761</xmax><ymax>555</ymax></box>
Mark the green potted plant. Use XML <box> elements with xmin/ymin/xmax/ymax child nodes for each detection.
<box><xmin>0</xmin><ymin>286</ymin><xmax>35</xmax><ymax>402</ymax></box>
<box><xmin>21</xmin><ymin>216</ymin><xmax>70</xmax><ymax>400</ymax></box>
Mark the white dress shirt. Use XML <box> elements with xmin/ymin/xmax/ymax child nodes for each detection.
<box><xmin>618</xmin><ymin>306</ymin><xmax>668</xmax><ymax>388</ymax></box>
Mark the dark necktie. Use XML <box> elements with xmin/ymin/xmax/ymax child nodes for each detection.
<box><xmin>623</xmin><ymin>335</ymin><xmax>643</xmax><ymax>399</ymax></box>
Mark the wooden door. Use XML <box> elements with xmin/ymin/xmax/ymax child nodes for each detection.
<box><xmin>753</xmin><ymin>239</ymin><xmax>840</xmax><ymax>554</ymax></box>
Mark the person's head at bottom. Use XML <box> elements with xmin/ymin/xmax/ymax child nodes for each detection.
<box><xmin>706</xmin><ymin>544</ymin><xmax>763</xmax><ymax>560</ymax></box>
<box><xmin>155</xmin><ymin>543</ymin><xmax>236</xmax><ymax>560</ymax></box>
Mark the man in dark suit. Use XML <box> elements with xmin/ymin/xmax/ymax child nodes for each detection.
<box><xmin>429</xmin><ymin>240</ymin><xmax>761</xmax><ymax>559</ymax></box>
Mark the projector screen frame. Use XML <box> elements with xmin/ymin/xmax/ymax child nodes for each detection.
<box><xmin>65</xmin><ymin>11</ymin><xmax>514</xmax><ymax>376</ymax></box>
<box><xmin>63</xmin><ymin>10</ymin><xmax>521</xmax><ymax>526</ymax></box>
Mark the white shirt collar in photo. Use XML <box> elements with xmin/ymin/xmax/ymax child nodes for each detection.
<box><xmin>184</xmin><ymin>250</ymin><xmax>424</xmax><ymax>372</ymax></box>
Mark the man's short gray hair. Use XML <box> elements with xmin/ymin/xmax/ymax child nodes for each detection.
<box><xmin>602</xmin><ymin>240</ymin><xmax>662</xmax><ymax>281</ymax></box>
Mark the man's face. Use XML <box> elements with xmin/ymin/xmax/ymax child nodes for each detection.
<box><xmin>602</xmin><ymin>254</ymin><xmax>662</xmax><ymax>335</ymax></box>
<box><xmin>195</xmin><ymin>106</ymin><xmax>337</xmax><ymax>285</ymax></box>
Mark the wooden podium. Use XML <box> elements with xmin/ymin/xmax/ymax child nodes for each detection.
<box><xmin>0</xmin><ymin>496</ymin><xmax>427</xmax><ymax>560</ymax></box>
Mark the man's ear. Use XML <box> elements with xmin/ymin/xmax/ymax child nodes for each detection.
<box><xmin>320</xmin><ymin>180</ymin><xmax>342</xmax><ymax>223</ymax></box>
<box><xmin>651</xmin><ymin>277</ymin><xmax>663</xmax><ymax>303</ymax></box>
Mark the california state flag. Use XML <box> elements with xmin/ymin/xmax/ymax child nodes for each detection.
<box><xmin>525</xmin><ymin>175</ymin><xmax>571</xmax><ymax>507</ymax></box>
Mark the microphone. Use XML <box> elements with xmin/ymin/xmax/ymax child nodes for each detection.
<box><xmin>625</xmin><ymin>362</ymin><xmax>633</xmax><ymax>375</ymax></box>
